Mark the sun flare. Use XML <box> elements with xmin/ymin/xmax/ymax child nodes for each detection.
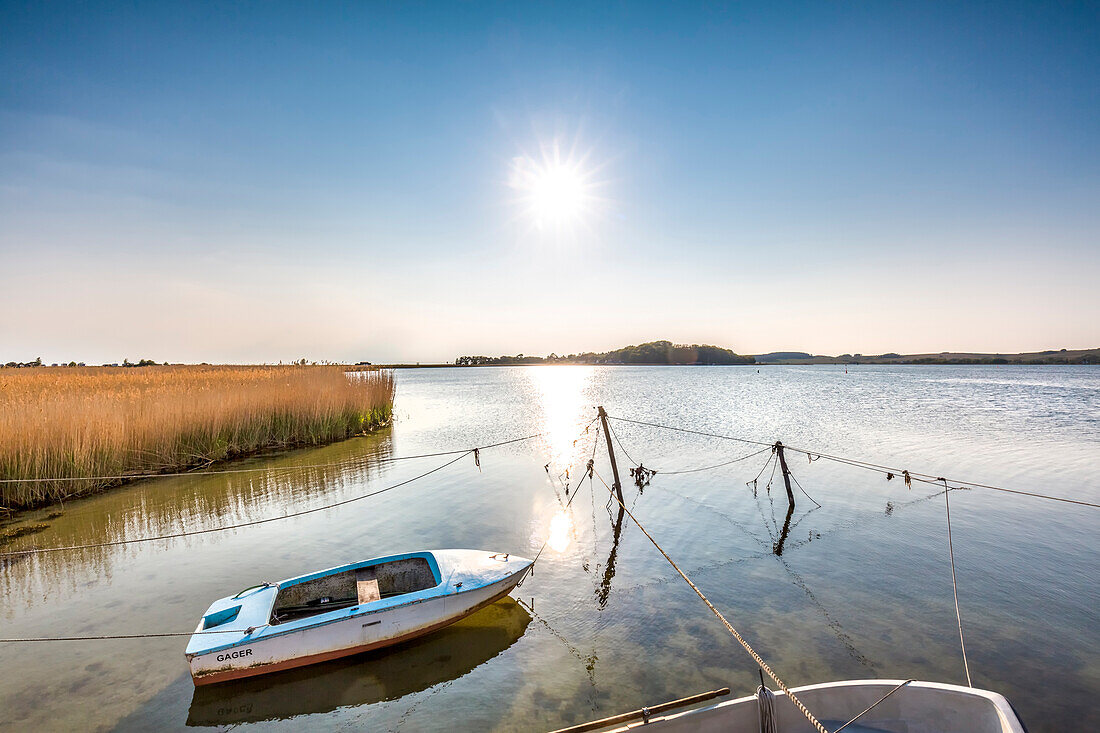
<box><xmin>510</xmin><ymin>143</ymin><xmax>598</xmax><ymax>230</ymax></box>
<box><xmin>530</xmin><ymin>162</ymin><xmax>586</xmax><ymax>223</ymax></box>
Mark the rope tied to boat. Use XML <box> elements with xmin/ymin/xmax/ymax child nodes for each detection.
<box><xmin>0</xmin><ymin>627</ymin><xmax>258</xmax><ymax>642</ymax></box>
<box><xmin>591</xmin><ymin>467</ymin><xmax>829</xmax><ymax>733</ymax></box>
<box><xmin>3</xmin><ymin>419</ymin><xmax>605</xmax><ymax>647</ymax></box>
<box><xmin>832</xmin><ymin>679</ymin><xmax>913</xmax><ymax>732</ymax></box>
<box><xmin>756</xmin><ymin>670</ymin><xmax>777</xmax><ymax>733</ymax></box>
<box><xmin>517</xmin><ymin>419</ymin><xmax>602</xmax><ymax>588</ymax></box>
<box><xmin>0</xmin><ymin>451</ymin><xmax>473</xmax><ymax>558</ymax></box>
<box><xmin>943</xmin><ymin>479</ymin><xmax>973</xmax><ymax>687</ymax></box>
<box><xmin>520</xmin><ymin>493</ymin><xmax>578</xmax><ymax>581</ymax></box>
<box><xmin>0</xmin><ymin>430</ymin><xmax>561</xmax><ymax>559</ymax></box>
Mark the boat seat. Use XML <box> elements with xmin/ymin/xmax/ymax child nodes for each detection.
<box><xmin>269</xmin><ymin>556</ymin><xmax>439</xmax><ymax>624</ymax></box>
<box><xmin>356</xmin><ymin>577</ymin><xmax>381</xmax><ymax>604</ymax></box>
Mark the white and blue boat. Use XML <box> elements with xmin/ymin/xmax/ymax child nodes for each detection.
<box><xmin>186</xmin><ymin>549</ymin><xmax>532</xmax><ymax>685</ymax></box>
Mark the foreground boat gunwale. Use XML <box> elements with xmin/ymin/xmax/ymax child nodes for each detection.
<box><xmin>597</xmin><ymin>678</ymin><xmax>1027</xmax><ymax>733</ymax></box>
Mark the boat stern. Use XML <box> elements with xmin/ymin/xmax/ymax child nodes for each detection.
<box><xmin>185</xmin><ymin>583</ymin><xmax>277</xmax><ymax>671</ymax></box>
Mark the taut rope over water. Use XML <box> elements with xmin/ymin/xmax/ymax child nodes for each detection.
<box><xmin>591</xmin><ymin>468</ymin><xmax>829</xmax><ymax>733</ymax></box>
<box><xmin>943</xmin><ymin>479</ymin><xmax>973</xmax><ymax>687</ymax></box>
<box><xmin>606</xmin><ymin>414</ymin><xmax>1099</xmax><ymax>508</ymax></box>
<box><xmin>0</xmin><ymin>431</ymin><xmax>548</xmax><ymax>558</ymax></box>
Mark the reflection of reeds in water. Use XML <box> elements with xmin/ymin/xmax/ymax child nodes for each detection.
<box><xmin>0</xmin><ymin>365</ymin><xmax>395</xmax><ymax>508</ymax></box>
<box><xmin>0</xmin><ymin>432</ymin><xmax>394</xmax><ymax>610</ymax></box>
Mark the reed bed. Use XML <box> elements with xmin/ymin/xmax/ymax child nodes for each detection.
<box><xmin>0</xmin><ymin>365</ymin><xmax>394</xmax><ymax>509</ymax></box>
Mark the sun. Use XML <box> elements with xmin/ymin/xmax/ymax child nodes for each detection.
<box><xmin>529</xmin><ymin>161</ymin><xmax>586</xmax><ymax>223</ymax></box>
<box><xmin>510</xmin><ymin>143</ymin><xmax>598</xmax><ymax>230</ymax></box>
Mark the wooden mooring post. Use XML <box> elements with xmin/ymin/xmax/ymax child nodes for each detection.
<box><xmin>594</xmin><ymin>406</ymin><xmax>627</xmax><ymax>609</ymax></box>
<box><xmin>597</xmin><ymin>406</ymin><xmax>625</xmax><ymax>507</ymax></box>
<box><xmin>775</xmin><ymin>441</ymin><xmax>795</xmax><ymax>509</ymax></box>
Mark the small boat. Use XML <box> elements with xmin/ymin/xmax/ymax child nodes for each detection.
<box><xmin>187</xmin><ymin>597</ymin><xmax>532</xmax><ymax>726</ymax></box>
<box><xmin>558</xmin><ymin>679</ymin><xmax>1027</xmax><ymax>732</ymax></box>
<box><xmin>185</xmin><ymin>549</ymin><xmax>532</xmax><ymax>685</ymax></box>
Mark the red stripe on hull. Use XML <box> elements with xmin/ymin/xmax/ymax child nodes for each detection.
<box><xmin>191</xmin><ymin>582</ymin><xmax>520</xmax><ymax>686</ymax></box>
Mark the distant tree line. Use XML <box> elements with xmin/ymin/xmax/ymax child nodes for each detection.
<box><xmin>4</xmin><ymin>357</ymin><xmax>46</xmax><ymax>368</ymax></box>
<box><xmin>2</xmin><ymin>357</ymin><xmax>163</xmax><ymax>368</ymax></box>
<box><xmin>455</xmin><ymin>340</ymin><xmax>755</xmax><ymax>366</ymax></box>
<box><xmin>825</xmin><ymin>348</ymin><xmax>1094</xmax><ymax>365</ymax></box>
<box><xmin>904</xmin><ymin>356</ymin><xmax>1093</xmax><ymax>365</ymax></box>
<box><xmin>455</xmin><ymin>354</ymin><xmax>547</xmax><ymax>366</ymax></box>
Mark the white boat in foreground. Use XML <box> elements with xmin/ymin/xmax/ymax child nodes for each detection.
<box><xmin>186</xmin><ymin>549</ymin><xmax>532</xmax><ymax>685</ymax></box>
<box><xmin>560</xmin><ymin>679</ymin><xmax>1027</xmax><ymax>733</ymax></box>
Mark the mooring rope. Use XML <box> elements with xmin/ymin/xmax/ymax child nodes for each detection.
<box><xmin>607</xmin><ymin>415</ymin><xmax>1099</xmax><ymax>508</ymax></box>
<box><xmin>606</xmin><ymin>421</ymin><xmax>642</xmax><ymax>469</ymax></box>
<box><xmin>0</xmin><ymin>449</ymin><xmax>464</xmax><ymax>484</ymax></box>
<box><xmin>0</xmin><ymin>451</ymin><xmax>473</xmax><ymax>557</ymax></box>
<box><xmin>747</xmin><ymin>449</ymin><xmax>777</xmax><ymax>490</ymax></box>
<box><xmin>0</xmin><ymin>432</ymin><xmax>545</xmax><ymax>485</ymax></box>
<box><xmin>832</xmin><ymin>679</ymin><xmax>913</xmax><ymax>733</ymax></box>
<box><xmin>653</xmin><ymin>446</ymin><xmax>773</xmax><ymax>476</ymax></box>
<box><xmin>590</xmin><ymin>468</ymin><xmax>829</xmax><ymax>733</ymax></box>
<box><xmin>609</xmin><ymin>416</ymin><xmax>776</xmax><ymax>449</ymax></box>
<box><xmin>0</xmin><ymin>627</ymin><xmax>256</xmax><ymax>643</ymax></box>
<box><xmin>756</xmin><ymin>674</ymin><xmax>778</xmax><ymax>733</ymax></box>
<box><xmin>0</xmin><ymin>425</ymin><xmax>598</xmax><ymax>643</ymax></box>
<box><xmin>525</xmin><ymin>472</ymin><xmax>590</xmax><ymax>574</ymax></box>
<box><xmin>0</xmin><ymin>431</ymin><xmax>556</xmax><ymax>558</ymax></box>
<box><xmin>943</xmin><ymin>479</ymin><xmax>973</xmax><ymax>687</ymax></box>
<box><xmin>790</xmin><ymin>472</ymin><xmax>822</xmax><ymax>509</ymax></box>
<box><xmin>515</xmin><ymin>597</ymin><xmax>600</xmax><ymax>690</ymax></box>
<box><xmin>521</xmin><ymin>423</ymin><xmax>601</xmax><ymax>581</ymax></box>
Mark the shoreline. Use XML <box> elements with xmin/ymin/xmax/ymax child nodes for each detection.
<box><xmin>0</xmin><ymin>365</ymin><xmax>395</xmax><ymax>511</ymax></box>
<box><xmin>0</xmin><ymin>422</ymin><xmax>392</xmax><ymax>534</ymax></box>
<box><xmin>381</xmin><ymin>358</ymin><xmax>1099</xmax><ymax>368</ymax></box>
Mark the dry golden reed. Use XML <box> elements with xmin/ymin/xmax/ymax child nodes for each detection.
<box><xmin>0</xmin><ymin>365</ymin><xmax>394</xmax><ymax>509</ymax></box>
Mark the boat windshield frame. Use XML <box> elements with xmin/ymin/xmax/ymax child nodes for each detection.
<box><xmin>266</xmin><ymin>551</ymin><xmax>443</xmax><ymax>625</ymax></box>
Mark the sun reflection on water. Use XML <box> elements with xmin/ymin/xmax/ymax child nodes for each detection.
<box><xmin>547</xmin><ymin>510</ymin><xmax>574</xmax><ymax>553</ymax></box>
<box><xmin>529</xmin><ymin>365</ymin><xmax>594</xmax><ymax>466</ymax></box>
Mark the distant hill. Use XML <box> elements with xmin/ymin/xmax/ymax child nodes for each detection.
<box><xmin>755</xmin><ymin>352</ymin><xmax>812</xmax><ymax>362</ymax></box>
<box><xmin>438</xmin><ymin>344</ymin><xmax>1099</xmax><ymax>368</ymax></box>
<box><xmin>759</xmin><ymin>348</ymin><xmax>1099</xmax><ymax>365</ymax></box>
<box><xmin>455</xmin><ymin>340</ymin><xmax>754</xmax><ymax>366</ymax></box>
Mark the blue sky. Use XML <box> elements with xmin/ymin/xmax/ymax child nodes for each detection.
<box><xmin>2</xmin><ymin>1</ymin><xmax>1097</xmax><ymax>363</ymax></box>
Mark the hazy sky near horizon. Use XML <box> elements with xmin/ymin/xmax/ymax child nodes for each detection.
<box><xmin>2</xmin><ymin>1</ymin><xmax>1098</xmax><ymax>364</ymax></box>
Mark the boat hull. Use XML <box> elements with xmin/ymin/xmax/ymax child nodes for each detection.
<box><xmin>188</xmin><ymin>555</ymin><xmax>529</xmax><ymax>685</ymax></box>
<box><xmin>186</xmin><ymin>597</ymin><xmax>532</xmax><ymax>726</ymax></box>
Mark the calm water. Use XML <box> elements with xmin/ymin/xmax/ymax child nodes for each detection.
<box><xmin>0</xmin><ymin>365</ymin><xmax>1097</xmax><ymax>732</ymax></box>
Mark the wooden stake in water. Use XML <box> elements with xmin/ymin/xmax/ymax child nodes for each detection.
<box><xmin>775</xmin><ymin>441</ymin><xmax>796</xmax><ymax>509</ymax></box>
<box><xmin>597</xmin><ymin>406</ymin><xmax>625</xmax><ymax>506</ymax></box>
